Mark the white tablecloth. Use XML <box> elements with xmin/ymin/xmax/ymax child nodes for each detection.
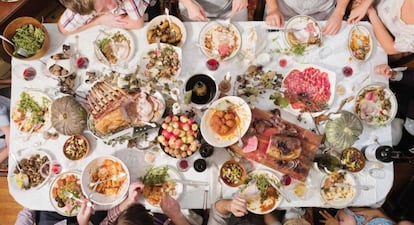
<box><xmin>8</xmin><ymin>21</ymin><xmax>393</xmax><ymax>211</ymax></box>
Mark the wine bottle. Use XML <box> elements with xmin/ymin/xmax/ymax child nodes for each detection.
<box><xmin>362</xmin><ymin>144</ymin><xmax>393</xmax><ymax>163</ymax></box>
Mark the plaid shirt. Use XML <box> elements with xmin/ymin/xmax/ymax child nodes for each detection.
<box><xmin>59</xmin><ymin>0</ymin><xmax>152</xmax><ymax>32</ymax></box>
<box><xmin>99</xmin><ymin>204</ymin><xmax>170</xmax><ymax>225</ymax></box>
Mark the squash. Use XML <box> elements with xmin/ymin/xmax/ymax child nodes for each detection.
<box><xmin>51</xmin><ymin>96</ymin><xmax>87</xmax><ymax>135</ymax></box>
<box><xmin>325</xmin><ymin>110</ymin><xmax>363</xmax><ymax>149</ymax></box>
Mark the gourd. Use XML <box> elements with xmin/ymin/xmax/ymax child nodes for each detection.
<box><xmin>325</xmin><ymin>110</ymin><xmax>363</xmax><ymax>149</ymax></box>
<box><xmin>51</xmin><ymin>96</ymin><xmax>87</xmax><ymax>135</ymax></box>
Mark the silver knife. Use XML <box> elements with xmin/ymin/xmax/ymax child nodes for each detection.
<box><xmin>170</xmin><ymin>179</ymin><xmax>209</xmax><ymax>187</ymax></box>
<box><xmin>106</xmin><ymin>126</ymin><xmax>154</xmax><ymax>140</ymax></box>
<box><xmin>267</xmin><ymin>28</ymin><xmax>302</xmax><ymax>32</ymax></box>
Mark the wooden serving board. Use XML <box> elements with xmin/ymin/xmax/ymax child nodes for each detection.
<box><xmin>230</xmin><ymin>108</ymin><xmax>323</xmax><ymax>181</ymax></box>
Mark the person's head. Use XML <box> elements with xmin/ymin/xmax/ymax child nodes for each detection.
<box><xmin>60</xmin><ymin>0</ymin><xmax>118</xmax><ymax>15</ymax></box>
<box><xmin>114</xmin><ymin>204</ymin><xmax>154</xmax><ymax>225</ymax></box>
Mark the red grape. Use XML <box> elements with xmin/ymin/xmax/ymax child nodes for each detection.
<box><xmin>342</xmin><ymin>66</ymin><xmax>353</xmax><ymax>77</ymax></box>
<box><xmin>279</xmin><ymin>59</ymin><xmax>287</xmax><ymax>67</ymax></box>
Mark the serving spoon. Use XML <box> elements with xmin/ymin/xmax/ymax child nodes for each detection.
<box><xmin>0</xmin><ymin>34</ymin><xmax>29</xmax><ymax>57</ymax></box>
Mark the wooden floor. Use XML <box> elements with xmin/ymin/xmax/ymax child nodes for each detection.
<box><xmin>0</xmin><ymin>176</ymin><xmax>23</xmax><ymax>225</ymax></box>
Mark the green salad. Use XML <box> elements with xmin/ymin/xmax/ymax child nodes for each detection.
<box><xmin>12</xmin><ymin>24</ymin><xmax>45</xmax><ymax>57</ymax></box>
<box><xmin>142</xmin><ymin>166</ymin><xmax>169</xmax><ymax>186</ymax></box>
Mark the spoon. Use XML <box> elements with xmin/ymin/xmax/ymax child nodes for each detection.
<box><xmin>0</xmin><ymin>34</ymin><xmax>29</xmax><ymax>57</ymax></box>
<box><xmin>165</xmin><ymin>8</ymin><xmax>176</xmax><ymax>40</ymax></box>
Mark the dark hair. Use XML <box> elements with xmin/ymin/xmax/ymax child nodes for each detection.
<box><xmin>114</xmin><ymin>204</ymin><xmax>154</xmax><ymax>225</ymax></box>
<box><xmin>59</xmin><ymin>0</ymin><xmax>95</xmax><ymax>15</ymax></box>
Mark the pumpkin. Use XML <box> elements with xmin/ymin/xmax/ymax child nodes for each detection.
<box><xmin>325</xmin><ymin>110</ymin><xmax>363</xmax><ymax>149</ymax></box>
<box><xmin>51</xmin><ymin>96</ymin><xmax>87</xmax><ymax>135</ymax></box>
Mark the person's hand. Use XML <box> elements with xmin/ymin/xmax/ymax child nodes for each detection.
<box><xmin>319</xmin><ymin>210</ymin><xmax>340</xmax><ymax>225</ymax></box>
<box><xmin>2</xmin><ymin>125</ymin><xmax>9</xmax><ymax>148</ymax></box>
<box><xmin>347</xmin><ymin>1</ymin><xmax>371</xmax><ymax>24</ymax></box>
<box><xmin>265</xmin><ymin>9</ymin><xmax>284</xmax><ymax>27</ymax></box>
<box><xmin>229</xmin><ymin>196</ymin><xmax>248</xmax><ymax>217</ymax></box>
<box><xmin>374</xmin><ymin>64</ymin><xmax>395</xmax><ymax>79</ymax></box>
<box><xmin>323</xmin><ymin>12</ymin><xmax>343</xmax><ymax>35</ymax></box>
<box><xmin>230</xmin><ymin>0</ymin><xmax>248</xmax><ymax>17</ymax></box>
<box><xmin>185</xmin><ymin>1</ymin><xmax>207</xmax><ymax>21</ymax></box>
<box><xmin>95</xmin><ymin>13</ymin><xmax>128</xmax><ymax>27</ymax></box>
<box><xmin>160</xmin><ymin>195</ymin><xmax>182</xmax><ymax>219</ymax></box>
<box><xmin>77</xmin><ymin>199</ymin><xmax>94</xmax><ymax>225</ymax></box>
<box><xmin>125</xmin><ymin>181</ymin><xmax>144</xmax><ymax>206</ymax></box>
<box><xmin>366</xmin><ymin>6</ymin><xmax>377</xmax><ymax>18</ymax></box>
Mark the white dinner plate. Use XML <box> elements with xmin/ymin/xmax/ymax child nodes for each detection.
<box><xmin>146</xmin><ymin>15</ymin><xmax>187</xmax><ymax>47</ymax></box>
<box><xmin>320</xmin><ymin>171</ymin><xmax>357</xmax><ymax>208</ymax></box>
<box><xmin>49</xmin><ymin>171</ymin><xmax>82</xmax><ymax>216</ymax></box>
<box><xmin>239</xmin><ymin>169</ymin><xmax>282</xmax><ymax>214</ymax></box>
<box><xmin>348</xmin><ymin>25</ymin><xmax>373</xmax><ymax>61</ymax></box>
<box><xmin>94</xmin><ymin>28</ymin><xmax>135</xmax><ymax>66</ymax></box>
<box><xmin>200</xmin><ymin>96</ymin><xmax>251</xmax><ymax>147</ymax></box>
<box><xmin>283</xmin><ymin>15</ymin><xmax>322</xmax><ymax>49</ymax></box>
<box><xmin>198</xmin><ymin>21</ymin><xmax>242</xmax><ymax>61</ymax></box>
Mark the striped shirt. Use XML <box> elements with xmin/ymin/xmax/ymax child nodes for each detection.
<box><xmin>59</xmin><ymin>0</ymin><xmax>152</xmax><ymax>32</ymax></box>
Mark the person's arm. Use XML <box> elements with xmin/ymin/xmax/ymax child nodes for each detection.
<box><xmin>367</xmin><ymin>7</ymin><xmax>401</xmax><ymax>55</ymax></box>
<box><xmin>230</xmin><ymin>0</ymin><xmax>248</xmax><ymax>17</ymax></box>
<box><xmin>351</xmin><ymin>208</ymin><xmax>394</xmax><ymax>225</ymax></box>
<box><xmin>264</xmin><ymin>0</ymin><xmax>284</xmax><ymax>27</ymax></box>
<box><xmin>14</xmin><ymin>208</ymin><xmax>36</xmax><ymax>225</ymax></box>
<box><xmin>347</xmin><ymin>0</ymin><xmax>375</xmax><ymax>23</ymax></box>
<box><xmin>322</xmin><ymin>0</ymin><xmax>350</xmax><ymax>35</ymax></box>
<box><xmin>160</xmin><ymin>195</ymin><xmax>191</xmax><ymax>225</ymax></box>
<box><xmin>179</xmin><ymin>0</ymin><xmax>207</xmax><ymax>21</ymax></box>
<box><xmin>77</xmin><ymin>200</ymin><xmax>94</xmax><ymax>225</ymax></box>
<box><xmin>0</xmin><ymin>125</ymin><xmax>9</xmax><ymax>164</ymax></box>
<box><xmin>99</xmin><ymin>182</ymin><xmax>145</xmax><ymax>225</ymax></box>
<box><xmin>213</xmin><ymin>197</ymin><xmax>248</xmax><ymax>217</ymax></box>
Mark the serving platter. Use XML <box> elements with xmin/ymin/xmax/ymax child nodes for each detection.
<box><xmin>201</xmin><ymin>96</ymin><xmax>251</xmax><ymax>147</ymax></box>
<box><xmin>94</xmin><ymin>28</ymin><xmax>135</xmax><ymax>66</ymax></box>
<box><xmin>354</xmin><ymin>84</ymin><xmax>397</xmax><ymax>127</ymax></box>
<box><xmin>198</xmin><ymin>21</ymin><xmax>242</xmax><ymax>61</ymax></box>
<box><xmin>348</xmin><ymin>25</ymin><xmax>373</xmax><ymax>61</ymax></box>
<box><xmin>284</xmin><ymin>15</ymin><xmax>322</xmax><ymax>49</ymax></box>
<box><xmin>11</xmin><ymin>90</ymin><xmax>52</xmax><ymax>133</ymax></box>
<box><xmin>239</xmin><ymin>169</ymin><xmax>282</xmax><ymax>214</ymax></box>
<box><xmin>282</xmin><ymin>64</ymin><xmax>336</xmax><ymax>115</ymax></box>
<box><xmin>49</xmin><ymin>171</ymin><xmax>83</xmax><ymax>216</ymax></box>
<box><xmin>320</xmin><ymin>171</ymin><xmax>357</xmax><ymax>208</ymax></box>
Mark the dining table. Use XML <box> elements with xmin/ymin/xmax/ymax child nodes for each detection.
<box><xmin>7</xmin><ymin>19</ymin><xmax>394</xmax><ymax>213</ymax></box>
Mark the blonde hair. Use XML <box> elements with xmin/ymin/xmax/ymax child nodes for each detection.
<box><xmin>60</xmin><ymin>0</ymin><xmax>96</xmax><ymax>15</ymax></box>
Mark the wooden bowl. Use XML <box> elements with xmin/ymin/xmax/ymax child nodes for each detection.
<box><xmin>2</xmin><ymin>17</ymin><xmax>50</xmax><ymax>60</ymax></box>
<box><xmin>63</xmin><ymin>135</ymin><xmax>90</xmax><ymax>160</ymax></box>
<box><xmin>220</xmin><ymin>160</ymin><xmax>246</xmax><ymax>187</ymax></box>
<box><xmin>340</xmin><ymin>147</ymin><xmax>366</xmax><ymax>172</ymax></box>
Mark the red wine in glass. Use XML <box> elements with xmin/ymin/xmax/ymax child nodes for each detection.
<box><xmin>206</xmin><ymin>59</ymin><xmax>219</xmax><ymax>71</ymax></box>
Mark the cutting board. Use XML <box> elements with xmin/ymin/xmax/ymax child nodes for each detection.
<box><xmin>230</xmin><ymin>108</ymin><xmax>323</xmax><ymax>181</ymax></box>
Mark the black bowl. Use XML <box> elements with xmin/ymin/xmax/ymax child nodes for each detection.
<box><xmin>185</xmin><ymin>74</ymin><xmax>217</xmax><ymax>105</ymax></box>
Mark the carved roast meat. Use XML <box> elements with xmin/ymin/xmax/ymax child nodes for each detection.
<box><xmin>265</xmin><ymin>135</ymin><xmax>302</xmax><ymax>161</ymax></box>
<box><xmin>86</xmin><ymin>82</ymin><xmax>165</xmax><ymax>135</ymax></box>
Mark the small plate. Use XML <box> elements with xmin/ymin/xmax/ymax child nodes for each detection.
<box><xmin>320</xmin><ymin>171</ymin><xmax>357</xmax><ymax>208</ymax></box>
<box><xmin>354</xmin><ymin>84</ymin><xmax>397</xmax><ymax>127</ymax></box>
<box><xmin>201</xmin><ymin>96</ymin><xmax>251</xmax><ymax>147</ymax></box>
<box><xmin>146</xmin><ymin>15</ymin><xmax>187</xmax><ymax>47</ymax></box>
<box><xmin>94</xmin><ymin>28</ymin><xmax>135</xmax><ymax>66</ymax></box>
<box><xmin>142</xmin><ymin>165</ymin><xmax>184</xmax><ymax>206</ymax></box>
<box><xmin>348</xmin><ymin>25</ymin><xmax>373</xmax><ymax>61</ymax></box>
<box><xmin>49</xmin><ymin>171</ymin><xmax>83</xmax><ymax>216</ymax></box>
<box><xmin>282</xmin><ymin>64</ymin><xmax>336</xmax><ymax>115</ymax></box>
<box><xmin>199</xmin><ymin>21</ymin><xmax>242</xmax><ymax>61</ymax></box>
<box><xmin>284</xmin><ymin>15</ymin><xmax>322</xmax><ymax>49</ymax></box>
<box><xmin>239</xmin><ymin>169</ymin><xmax>282</xmax><ymax>214</ymax></box>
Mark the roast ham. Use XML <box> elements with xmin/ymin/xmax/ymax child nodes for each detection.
<box><xmin>265</xmin><ymin>135</ymin><xmax>302</xmax><ymax>161</ymax></box>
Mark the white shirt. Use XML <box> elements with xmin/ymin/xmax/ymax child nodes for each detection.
<box><xmin>377</xmin><ymin>0</ymin><xmax>414</xmax><ymax>53</ymax></box>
